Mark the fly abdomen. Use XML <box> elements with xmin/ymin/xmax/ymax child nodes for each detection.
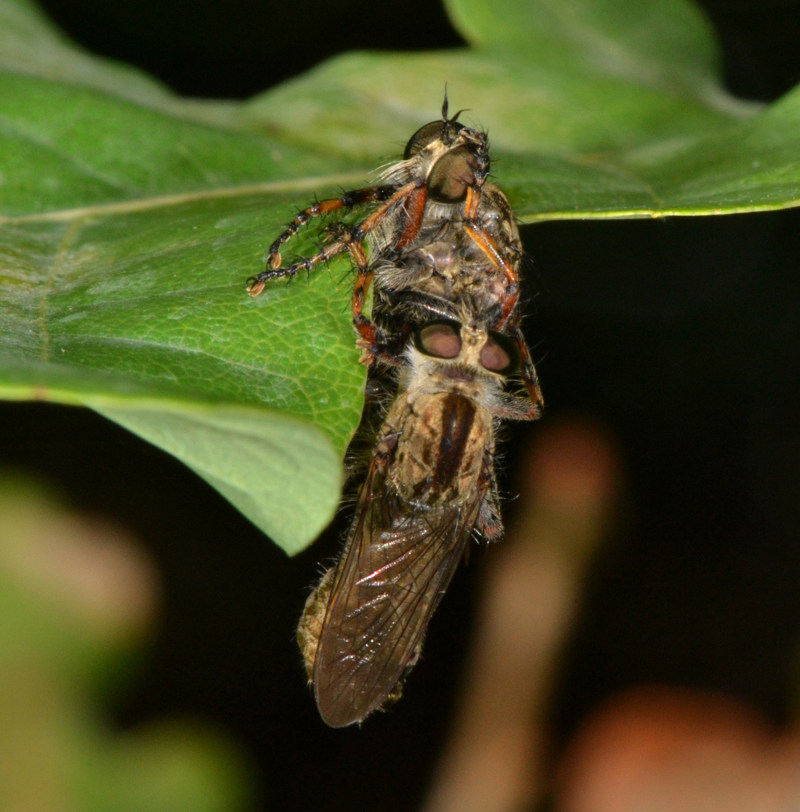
<box><xmin>389</xmin><ymin>392</ymin><xmax>490</xmax><ymax>507</ymax></box>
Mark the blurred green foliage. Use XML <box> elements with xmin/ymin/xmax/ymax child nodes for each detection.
<box><xmin>0</xmin><ymin>475</ymin><xmax>254</xmax><ymax>810</ymax></box>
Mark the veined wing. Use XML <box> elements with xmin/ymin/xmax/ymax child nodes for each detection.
<box><xmin>313</xmin><ymin>458</ymin><xmax>487</xmax><ymax>728</ymax></box>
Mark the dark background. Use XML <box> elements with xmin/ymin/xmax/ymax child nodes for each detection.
<box><xmin>6</xmin><ymin>0</ymin><xmax>800</xmax><ymax>808</ymax></box>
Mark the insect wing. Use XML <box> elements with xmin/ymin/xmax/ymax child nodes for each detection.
<box><xmin>313</xmin><ymin>459</ymin><xmax>486</xmax><ymax>727</ymax></box>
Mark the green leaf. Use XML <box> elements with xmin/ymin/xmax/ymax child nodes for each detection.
<box><xmin>1</xmin><ymin>0</ymin><xmax>798</xmax><ymax>553</ymax></box>
<box><xmin>0</xmin><ymin>184</ymin><xmax>363</xmax><ymax>554</ymax></box>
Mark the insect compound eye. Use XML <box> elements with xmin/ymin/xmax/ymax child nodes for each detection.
<box><xmin>413</xmin><ymin>320</ymin><xmax>462</xmax><ymax>359</ymax></box>
<box><xmin>480</xmin><ymin>331</ymin><xmax>520</xmax><ymax>375</ymax></box>
<box><xmin>404</xmin><ymin>117</ymin><xmax>467</xmax><ymax>159</ymax></box>
<box><xmin>427</xmin><ymin>146</ymin><xmax>475</xmax><ymax>203</ymax></box>
<box><xmin>404</xmin><ymin>121</ymin><xmax>446</xmax><ymax>159</ymax></box>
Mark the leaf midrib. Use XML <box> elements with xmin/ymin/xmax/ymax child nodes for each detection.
<box><xmin>0</xmin><ymin>171</ymin><xmax>373</xmax><ymax>225</ymax></box>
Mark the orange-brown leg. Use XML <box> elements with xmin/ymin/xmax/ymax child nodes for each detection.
<box><xmin>265</xmin><ymin>186</ymin><xmax>394</xmax><ymax>270</ymax></box>
<box><xmin>250</xmin><ymin>181</ymin><xmax>424</xmax><ymax>297</ymax></box>
<box><xmin>247</xmin><ymin>236</ymin><xmax>354</xmax><ymax>295</ymax></box>
<box><xmin>508</xmin><ymin>325</ymin><xmax>544</xmax><ymax>419</ymax></box>
<box><xmin>391</xmin><ymin>184</ymin><xmax>428</xmax><ymax>251</ymax></box>
<box><xmin>346</xmin><ymin>239</ymin><xmax>377</xmax><ymax>357</ymax></box>
<box><xmin>344</xmin><ymin>239</ymin><xmax>407</xmax><ymax>367</ymax></box>
<box><xmin>463</xmin><ymin>188</ymin><xmax>521</xmax><ymax>327</ymax></box>
<box><xmin>346</xmin><ymin>180</ymin><xmax>421</xmax><ymax>244</ymax></box>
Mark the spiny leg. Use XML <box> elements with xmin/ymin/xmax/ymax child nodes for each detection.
<box><xmin>463</xmin><ymin>186</ymin><xmax>521</xmax><ymax>327</ymax></box>
<box><xmin>266</xmin><ymin>186</ymin><xmax>395</xmax><ymax>270</ymax></box>
<box><xmin>344</xmin><ymin>236</ymin><xmax>378</xmax><ymax>362</ymax></box>
<box><xmin>250</xmin><ymin>180</ymin><xmax>425</xmax><ymax>297</ymax></box>
<box><xmin>507</xmin><ymin>324</ymin><xmax>544</xmax><ymax>419</ymax></box>
<box><xmin>346</xmin><ymin>180</ymin><xmax>424</xmax><ymax>248</ymax></box>
<box><xmin>247</xmin><ymin>236</ymin><xmax>354</xmax><ymax>296</ymax></box>
<box><xmin>476</xmin><ymin>457</ymin><xmax>504</xmax><ymax>542</ymax></box>
<box><xmin>464</xmin><ymin>188</ymin><xmax>540</xmax><ymax>416</ymax></box>
<box><xmin>391</xmin><ymin>184</ymin><xmax>428</xmax><ymax>252</ymax></box>
<box><xmin>340</xmin><ymin>233</ymin><xmax>405</xmax><ymax>367</ymax></box>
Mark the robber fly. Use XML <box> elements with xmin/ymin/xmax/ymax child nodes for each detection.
<box><xmin>250</xmin><ymin>97</ymin><xmax>535</xmax><ymax>370</ymax></box>
<box><xmin>253</xmin><ymin>101</ymin><xmax>543</xmax><ymax>725</ymax></box>
<box><xmin>297</xmin><ymin>313</ymin><xmax>539</xmax><ymax>727</ymax></box>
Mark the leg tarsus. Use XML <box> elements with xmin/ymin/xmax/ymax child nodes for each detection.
<box><xmin>265</xmin><ymin>186</ymin><xmax>394</xmax><ymax>269</ymax></box>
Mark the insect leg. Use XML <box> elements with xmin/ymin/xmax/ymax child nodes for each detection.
<box><xmin>343</xmin><ymin>237</ymin><xmax>407</xmax><ymax>367</ymax></box>
<box><xmin>348</xmin><ymin>179</ymin><xmax>426</xmax><ymax>249</ymax></box>
<box><xmin>392</xmin><ymin>183</ymin><xmax>429</xmax><ymax>251</ymax></box>
<box><xmin>249</xmin><ymin>181</ymin><xmax>426</xmax><ymax>298</ymax></box>
<box><xmin>476</xmin><ymin>454</ymin><xmax>504</xmax><ymax>542</ymax></box>
<box><xmin>507</xmin><ymin>324</ymin><xmax>544</xmax><ymax>419</ymax></box>
<box><xmin>346</xmin><ymin>237</ymin><xmax>380</xmax><ymax>364</ymax></box>
<box><xmin>463</xmin><ymin>188</ymin><xmax>521</xmax><ymax>327</ymax></box>
<box><xmin>265</xmin><ymin>186</ymin><xmax>395</xmax><ymax>270</ymax></box>
<box><xmin>247</xmin><ymin>236</ymin><xmax>355</xmax><ymax>295</ymax></box>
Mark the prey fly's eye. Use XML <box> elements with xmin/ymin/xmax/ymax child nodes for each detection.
<box><xmin>413</xmin><ymin>321</ymin><xmax>462</xmax><ymax>359</ymax></box>
<box><xmin>427</xmin><ymin>147</ymin><xmax>475</xmax><ymax>203</ymax></box>
<box><xmin>480</xmin><ymin>331</ymin><xmax>520</xmax><ymax>375</ymax></box>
